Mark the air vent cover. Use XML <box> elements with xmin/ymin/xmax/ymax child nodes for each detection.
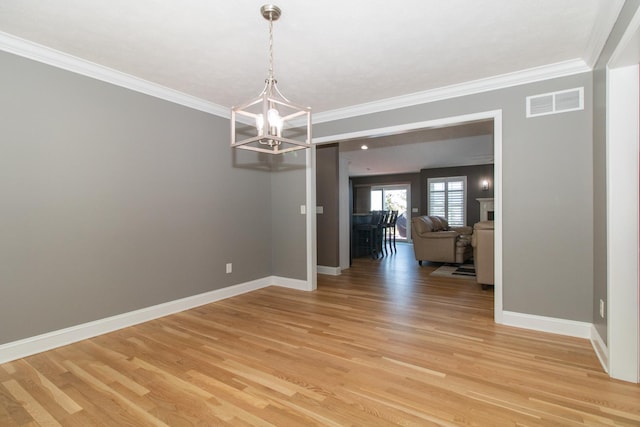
<box><xmin>526</xmin><ymin>87</ymin><xmax>583</xmax><ymax>118</ymax></box>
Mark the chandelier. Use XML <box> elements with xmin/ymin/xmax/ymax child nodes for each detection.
<box><xmin>231</xmin><ymin>4</ymin><xmax>312</xmax><ymax>154</ymax></box>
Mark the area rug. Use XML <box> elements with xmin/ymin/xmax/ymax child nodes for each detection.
<box><xmin>430</xmin><ymin>263</ymin><xmax>476</xmax><ymax>280</ymax></box>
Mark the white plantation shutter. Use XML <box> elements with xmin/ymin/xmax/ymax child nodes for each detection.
<box><xmin>428</xmin><ymin>177</ymin><xmax>466</xmax><ymax>226</ymax></box>
<box><xmin>428</xmin><ymin>181</ymin><xmax>446</xmax><ymax>217</ymax></box>
<box><xmin>446</xmin><ymin>180</ymin><xmax>465</xmax><ymax>226</ymax></box>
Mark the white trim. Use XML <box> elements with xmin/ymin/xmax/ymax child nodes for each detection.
<box><xmin>0</xmin><ymin>31</ymin><xmax>588</xmax><ymax>125</ymax></box>
<box><xmin>502</xmin><ymin>311</ymin><xmax>592</xmax><ymax>339</ymax></box>
<box><xmin>0</xmin><ymin>278</ymin><xmax>277</xmax><ymax>364</ymax></box>
<box><xmin>306</xmin><ymin>147</ymin><xmax>318</xmax><ymax>291</ymax></box>
<box><xmin>0</xmin><ymin>276</ymin><xmax>313</xmax><ymax>364</ymax></box>
<box><xmin>584</xmin><ymin>0</ymin><xmax>626</xmax><ymax>67</ymax></box>
<box><xmin>606</xmin><ymin>64</ymin><xmax>640</xmax><ymax>383</ymax></box>
<box><xmin>317</xmin><ymin>266</ymin><xmax>341</xmax><ymax>276</ymax></box>
<box><xmin>313</xmin><ymin>60</ymin><xmax>589</xmax><ymax>124</ymax></box>
<box><xmin>315</xmin><ymin>112</ymin><xmax>499</xmax><ymax>145</ymax></box>
<box><xmin>591</xmin><ymin>325</ymin><xmax>610</xmax><ymax>373</ymax></box>
<box><xmin>0</xmin><ymin>31</ymin><xmax>229</xmax><ymax>118</ymax></box>
<box><xmin>270</xmin><ymin>275</ymin><xmax>313</xmax><ymax>291</ymax></box>
<box><xmin>311</xmin><ymin>110</ymin><xmax>504</xmax><ymax>324</ymax></box>
<box><xmin>493</xmin><ymin>112</ymin><xmax>504</xmax><ymax>324</ymax></box>
<box><xmin>609</xmin><ymin>5</ymin><xmax>640</xmax><ymax>68</ymax></box>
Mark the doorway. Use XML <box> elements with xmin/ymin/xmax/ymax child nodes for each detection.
<box><xmin>311</xmin><ymin>110</ymin><xmax>503</xmax><ymax>322</ymax></box>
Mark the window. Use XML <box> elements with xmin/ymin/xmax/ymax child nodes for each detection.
<box><xmin>370</xmin><ymin>184</ymin><xmax>410</xmax><ymax>240</ymax></box>
<box><xmin>370</xmin><ymin>189</ymin><xmax>383</xmax><ymax>211</ymax></box>
<box><xmin>427</xmin><ymin>176</ymin><xmax>466</xmax><ymax>226</ymax></box>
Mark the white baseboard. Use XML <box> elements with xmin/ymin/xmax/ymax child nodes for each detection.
<box><xmin>0</xmin><ymin>276</ymin><xmax>312</xmax><ymax>364</ymax></box>
<box><xmin>0</xmin><ymin>288</ymin><xmax>601</xmax><ymax>367</ymax></box>
<box><xmin>270</xmin><ymin>276</ymin><xmax>314</xmax><ymax>291</ymax></box>
<box><xmin>317</xmin><ymin>265</ymin><xmax>341</xmax><ymax>276</ymax></box>
<box><xmin>590</xmin><ymin>325</ymin><xmax>609</xmax><ymax>373</ymax></box>
<box><xmin>501</xmin><ymin>311</ymin><xmax>592</xmax><ymax>338</ymax></box>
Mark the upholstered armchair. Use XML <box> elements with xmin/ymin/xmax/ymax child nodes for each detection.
<box><xmin>472</xmin><ymin>221</ymin><xmax>494</xmax><ymax>289</ymax></box>
<box><xmin>411</xmin><ymin>216</ymin><xmax>473</xmax><ymax>264</ymax></box>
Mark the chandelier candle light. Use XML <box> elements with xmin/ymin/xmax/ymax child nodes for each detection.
<box><xmin>231</xmin><ymin>4</ymin><xmax>312</xmax><ymax>154</ymax></box>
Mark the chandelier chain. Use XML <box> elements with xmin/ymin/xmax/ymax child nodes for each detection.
<box><xmin>268</xmin><ymin>16</ymin><xmax>274</xmax><ymax>81</ymax></box>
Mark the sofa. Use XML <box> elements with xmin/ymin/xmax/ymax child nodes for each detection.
<box><xmin>411</xmin><ymin>215</ymin><xmax>473</xmax><ymax>264</ymax></box>
<box><xmin>472</xmin><ymin>221</ymin><xmax>494</xmax><ymax>289</ymax></box>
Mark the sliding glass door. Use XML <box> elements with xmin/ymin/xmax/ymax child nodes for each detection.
<box><xmin>370</xmin><ymin>184</ymin><xmax>410</xmax><ymax>240</ymax></box>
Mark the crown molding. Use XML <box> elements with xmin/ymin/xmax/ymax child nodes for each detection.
<box><xmin>584</xmin><ymin>0</ymin><xmax>626</xmax><ymax>67</ymax></box>
<box><xmin>0</xmin><ymin>31</ymin><xmax>230</xmax><ymax>118</ymax></box>
<box><xmin>313</xmin><ymin>59</ymin><xmax>591</xmax><ymax>124</ymax></box>
<box><xmin>1</xmin><ymin>31</ymin><xmax>592</xmax><ymax>125</ymax></box>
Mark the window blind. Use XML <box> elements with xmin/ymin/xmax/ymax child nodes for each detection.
<box><xmin>427</xmin><ymin>176</ymin><xmax>466</xmax><ymax>226</ymax></box>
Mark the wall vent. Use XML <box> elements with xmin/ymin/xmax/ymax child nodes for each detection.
<box><xmin>526</xmin><ymin>87</ymin><xmax>584</xmax><ymax>118</ymax></box>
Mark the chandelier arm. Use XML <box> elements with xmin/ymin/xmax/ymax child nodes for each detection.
<box><xmin>271</xmin><ymin>80</ymin><xmax>292</xmax><ymax>103</ymax></box>
<box><xmin>258</xmin><ymin>79</ymin><xmax>270</xmax><ymax>96</ymax></box>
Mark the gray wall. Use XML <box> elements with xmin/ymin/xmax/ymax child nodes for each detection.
<box><xmin>353</xmin><ymin>185</ymin><xmax>372</xmax><ymax>213</ymax></box>
<box><xmin>591</xmin><ymin>0</ymin><xmax>640</xmax><ymax>344</ymax></box>
<box><xmin>7</xmin><ymin>12</ymin><xmax>628</xmax><ymax>344</ymax></box>
<box><xmin>0</xmin><ymin>51</ymin><xmax>274</xmax><ymax>344</ymax></box>
<box><xmin>593</xmin><ymin>61</ymin><xmax>607</xmax><ymax>342</ymax></box>
<box><xmin>314</xmin><ymin>72</ymin><xmax>594</xmax><ymax>322</ymax></box>
<box><xmin>420</xmin><ymin>164</ymin><xmax>495</xmax><ymax>225</ymax></box>
<box><xmin>316</xmin><ymin>145</ymin><xmax>340</xmax><ymax>268</ymax></box>
<box><xmin>270</xmin><ymin>150</ymin><xmax>308</xmax><ymax>280</ymax></box>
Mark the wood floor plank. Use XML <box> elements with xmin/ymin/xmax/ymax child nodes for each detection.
<box><xmin>1</xmin><ymin>243</ymin><xmax>639</xmax><ymax>425</ymax></box>
<box><xmin>2</xmin><ymin>379</ymin><xmax>61</xmax><ymax>427</ymax></box>
<box><xmin>10</xmin><ymin>359</ymin><xmax>83</xmax><ymax>416</ymax></box>
<box><xmin>0</xmin><ymin>381</ymin><xmax>36</xmax><ymax>426</ymax></box>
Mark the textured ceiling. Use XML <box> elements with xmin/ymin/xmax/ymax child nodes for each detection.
<box><xmin>0</xmin><ymin>0</ymin><xmax>624</xmax><ymax>175</ymax></box>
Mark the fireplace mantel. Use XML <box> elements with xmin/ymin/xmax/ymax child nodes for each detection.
<box><xmin>477</xmin><ymin>198</ymin><xmax>494</xmax><ymax>221</ymax></box>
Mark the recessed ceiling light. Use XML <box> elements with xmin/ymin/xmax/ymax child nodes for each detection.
<box><xmin>361</xmin><ymin>145</ymin><xmax>368</xmax><ymax>150</ymax></box>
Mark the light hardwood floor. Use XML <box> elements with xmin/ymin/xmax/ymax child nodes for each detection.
<box><xmin>1</xmin><ymin>243</ymin><xmax>639</xmax><ymax>426</ymax></box>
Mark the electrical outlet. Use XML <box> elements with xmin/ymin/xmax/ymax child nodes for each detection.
<box><xmin>599</xmin><ymin>299</ymin><xmax>605</xmax><ymax>318</ymax></box>
<box><xmin>226</xmin><ymin>263</ymin><xmax>232</xmax><ymax>274</ymax></box>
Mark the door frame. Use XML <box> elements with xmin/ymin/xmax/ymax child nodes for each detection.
<box><xmin>311</xmin><ymin>110</ymin><xmax>503</xmax><ymax>323</ymax></box>
<box><xmin>606</xmin><ymin>3</ymin><xmax>640</xmax><ymax>382</ymax></box>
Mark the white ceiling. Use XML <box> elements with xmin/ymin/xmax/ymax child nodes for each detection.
<box><xmin>0</xmin><ymin>0</ymin><xmax>624</xmax><ymax>176</ymax></box>
<box><xmin>339</xmin><ymin>120</ymin><xmax>495</xmax><ymax>176</ymax></box>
